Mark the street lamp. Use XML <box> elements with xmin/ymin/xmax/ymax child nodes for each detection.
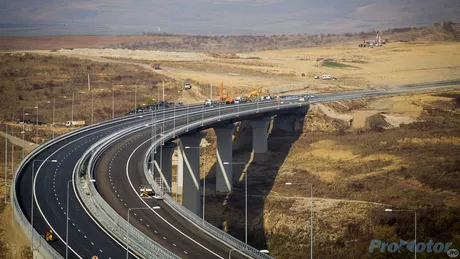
<box><xmin>65</xmin><ymin>179</ymin><xmax>95</xmax><ymax>259</ymax></box>
<box><xmin>126</xmin><ymin>206</ymin><xmax>161</xmax><ymax>259</ymax></box>
<box><xmin>112</xmin><ymin>85</ymin><xmax>115</xmax><ymax>119</ymax></box>
<box><xmin>71</xmin><ymin>92</ymin><xmax>85</xmax><ymax>127</ymax></box>
<box><xmin>30</xmin><ymin>159</ymin><xmax>57</xmax><ymax>252</ymax></box>
<box><xmin>134</xmin><ymin>85</ymin><xmax>137</xmax><ymax>114</ymax></box>
<box><xmin>184</xmin><ymin>146</ymin><xmax>206</xmax><ymax>224</ymax></box>
<box><xmin>186</xmin><ymin>104</ymin><xmax>190</xmax><ymax>131</ymax></box>
<box><xmin>224</xmin><ymin>161</ymin><xmax>248</xmax><ymax>245</ymax></box>
<box><xmin>286</xmin><ymin>182</ymin><xmax>313</xmax><ymax>259</ymax></box>
<box><xmin>50</xmin><ymin>95</ymin><xmax>68</xmax><ymax>139</ymax></box>
<box><xmin>23</xmin><ymin>106</ymin><xmax>38</xmax><ymax>145</ymax></box>
<box><xmin>229</xmin><ymin>248</ymin><xmax>237</xmax><ymax>259</ymax></box>
<box><xmin>384</xmin><ymin>209</ymin><xmax>417</xmax><ymax>259</ymax></box>
<box><xmin>3</xmin><ymin>125</ymin><xmax>7</xmax><ymax>204</ymax></box>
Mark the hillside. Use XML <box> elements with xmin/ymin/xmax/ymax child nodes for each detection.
<box><xmin>0</xmin><ymin>22</ymin><xmax>459</xmax><ymax>52</ymax></box>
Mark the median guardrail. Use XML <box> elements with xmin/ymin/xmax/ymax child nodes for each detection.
<box><xmin>74</xmin><ymin>125</ymin><xmax>180</xmax><ymax>259</ymax></box>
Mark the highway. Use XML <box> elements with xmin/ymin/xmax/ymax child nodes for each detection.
<box><xmin>14</xmin><ymin>79</ymin><xmax>459</xmax><ymax>258</ymax></box>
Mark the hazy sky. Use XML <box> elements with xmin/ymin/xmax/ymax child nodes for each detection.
<box><xmin>1</xmin><ymin>0</ymin><xmax>459</xmax><ymax>36</ymax></box>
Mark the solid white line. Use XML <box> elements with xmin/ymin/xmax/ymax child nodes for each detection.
<box><xmin>33</xmin><ymin>122</ymin><xmax>144</xmax><ymax>259</ymax></box>
<box><xmin>126</xmin><ymin>135</ymin><xmax>225</xmax><ymax>259</ymax></box>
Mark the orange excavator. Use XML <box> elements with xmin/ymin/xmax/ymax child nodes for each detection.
<box><xmin>219</xmin><ymin>82</ymin><xmax>234</xmax><ymax>104</ymax></box>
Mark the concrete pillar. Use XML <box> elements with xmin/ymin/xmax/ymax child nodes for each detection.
<box><xmin>250</xmin><ymin>117</ymin><xmax>271</xmax><ymax>153</ymax></box>
<box><xmin>178</xmin><ymin>132</ymin><xmax>205</xmax><ymax>216</ymax></box>
<box><xmin>214</xmin><ymin>124</ymin><xmax>235</xmax><ymax>192</ymax></box>
<box><xmin>149</xmin><ymin>148</ymin><xmax>156</xmax><ymax>176</ymax></box>
<box><xmin>177</xmin><ymin>145</ymin><xmax>183</xmax><ymax>190</ymax></box>
<box><xmin>153</xmin><ymin>142</ymin><xmax>176</xmax><ymax>190</ymax></box>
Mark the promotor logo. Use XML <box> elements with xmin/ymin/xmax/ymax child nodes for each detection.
<box><xmin>369</xmin><ymin>239</ymin><xmax>457</xmax><ymax>256</ymax></box>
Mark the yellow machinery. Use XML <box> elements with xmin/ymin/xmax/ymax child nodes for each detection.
<box><xmin>247</xmin><ymin>88</ymin><xmax>262</xmax><ymax>101</ymax></box>
<box><xmin>219</xmin><ymin>82</ymin><xmax>234</xmax><ymax>104</ymax></box>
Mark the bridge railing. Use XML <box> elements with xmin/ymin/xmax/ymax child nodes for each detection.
<box><xmin>74</xmin><ymin>125</ymin><xmax>180</xmax><ymax>259</ymax></box>
<box><xmin>143</xmin><ymin>102</ymin><xmax>307</xmax><ymax>259</ymax></box>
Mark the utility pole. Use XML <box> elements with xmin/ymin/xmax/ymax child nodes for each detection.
<box><xmin>88</xmin><ymin>74</ymin><xmax>90</xmax><ymax>91</ymax></box>
<box><xmin>4</xmin><ymin>124</ymin><xmax>7</xmax><ymax>203</ymax></box>
<box><xmin>162</xmin><ymin>80</ymin><xmax>165</xmax><ymax>102</ymax></box>
<box><xmin>210</xmin><ymin>84</ymin><xmax>213</xmax><ymax>100</ymax></box>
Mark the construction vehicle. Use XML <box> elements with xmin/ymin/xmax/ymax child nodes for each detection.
<box><xmin>45</xmin><ymin>229</ymin><xmax>55</xmax><ymax>242</ymax></box>
<box><xmin>65</xmin><ymin>121</ymin><xmax>86</xmax><ymax>127</ymax></box>
<box><xmin>218</xmin><ymin>82</ymin><xmax>234</xmax><ymax>104</ymax></box>
<box><xmin>184</xmin><ymin>81</ymin><xmax>192</xmax><ymax>90</ymax></box>
<box><xmin>139</xmin><ymin>187</ymin><xmax>155</xmax><ymax>198</ymax></box>
<box><xmin>247</xmin><ymin>88</ymin><xmax>262</xmax><ymax>101</ymax></box>
<box><xmin>151</xmin><ymin>63</ymin><xmax>161</xmax><ymax>70</ymax></box>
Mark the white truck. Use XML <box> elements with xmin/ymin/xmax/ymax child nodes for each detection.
<box><xmin>204</xmin><ymin>99</ymin><xmax>212</xmax><ymax>106</ymax></box>
<box><xmin>65</xmin><ymin>121</ymin><xmax>86</xmax><ymax>127</ymax></box>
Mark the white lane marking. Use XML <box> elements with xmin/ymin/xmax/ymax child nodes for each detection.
<box><xmin>126</xmin><ymin>139</ymin><xmax>225</xmax><ymax>259</ymax></box>
<box><xmin>33</xmin><ymin>120</ymin><xmax>147</xmax><ymax>259</ymax></box>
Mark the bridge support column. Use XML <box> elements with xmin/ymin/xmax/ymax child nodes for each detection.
<box><xmin>214</xmin><ymin>124</ymin><xmax>235</xmax><ymax>192</ymax></box>
<box><xmin>250</xmin><ymin>117</ymin><xmax>271</xmax><ymax>153</ymax></box>
<box><xmin>177</xmin><ymin>145</ymin><xmax>183</xmax><ymax>195</ymax></box>
<box><xmin>149</xmin><ymin>148</ymin><xmax>156</xmax><ymax>176</ymax></box>
<box><xmin>178</xmin><ymin>132</ymin><xmax>205</xmax><ymax>216</ymax></box>
<box><xmin>153</xmin><ymin>142</ymin><xmax>176</xmax><ymax>190</ymax></box>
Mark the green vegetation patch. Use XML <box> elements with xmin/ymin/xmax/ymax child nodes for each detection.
<box><xmin>322</xmin><ymin>59</ymin><xmax>359</xmax><ymax>69</ymax></box>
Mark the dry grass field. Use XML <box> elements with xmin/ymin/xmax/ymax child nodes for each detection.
<box><xmin>23</xmin><ymin>41</ymin><xmax>460</xmax><ymax>99</ymax></box>
<box><xmin>201</xmin><ymin>90</ymin><xmax>460</xmax><ymax>258</ymax></box>
<box><xmin>0</xmin><ymin>26</ymin><xmax>459</xmax><ymax>258</ymax></box>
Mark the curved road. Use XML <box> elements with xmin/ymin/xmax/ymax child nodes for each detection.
<box><xmin>15</xmin><ymin>79</ymin><xmax>459</xmax><ymax>258</ymax></box>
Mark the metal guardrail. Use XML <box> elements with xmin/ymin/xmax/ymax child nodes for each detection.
<box><xmin>143</xmin><ymin>102</ymin><xmax>308</xmax><ymax>259</ymax></box>
<box><xmin>74</xmin><ymin>126</ymin><xmax>180</xmax><ymax>259</ymax></box>
<box><xmin>11</xmin><ymin>109</ymin><xmax>176</xmax><ymax>258</ymax></box>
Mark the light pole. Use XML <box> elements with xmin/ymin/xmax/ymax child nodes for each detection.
<box><xmin>112</xmin><ymin>85</ymin><xmax>115</xmax><ymax>119</ymax></box>
<box><xmin>218</xmin><ymin>102</ymin><xmax>221</xmax><ymax>121</ymax></box>
<box><xmin>286</xmin><ymin>182</ymin><xmax>313</xmax><ymax>258</ymax></box>
<box><xmin>237</xmin><ymin>99</ymin><xmax>240</xmax><ymax>117</ymax></box>
<box><xmin>201</xmin><ymin>102</ymin><xmax>205</xmax><ymax>126</ymax></box>
<box><xmin>23</xmin><ymin>106</ymin><xmax>38</xmax><ymax>145</ymax></box>
<box><xmin>30</xmin><ymin>159</ymin><xmax>57</xmax><ymax>252</ymax></box>
<box><xmin>50</xmin><ymin>95</ymin><xmax>67</xmax><ymax>139</ymax></box>
<box><xmin>66</xmin><ymin>179</ymin><xmax>95</xmax><ymax>259</ymax></box>
<box><xmin>229</xmin><ymin>248</ymin><xmax>237</xmax><ymax>259</ymax></box>
<box><xmin>126</xmin><ymin>206</ymin><xmax>160</xmax><ymax>259</ymax></box>
<box><xmin>20</xmin><ymin>130</ymin><xmax>25</xmax><ymax>160</ymax></box>
<box><xmin>71</xmin><ymin>92</ymin><xmax>85</xmax><ymax>127</ymax></box>
<box><xmin>134</xmin><ymin>85</ymin><xmax>137</xmax><ymax>114</ymax></box>
<box><xmin>91</xmin><ymin>87</ymin><xmax>93</xmax><ymax>124</ymax></box>
<box><xmin>185</xmin><ymin>146</ymin><xmax>206</xmax><ymax>223</ymax></box>
<box><xmin>52</xmin><ymin>97</ymin><xmax>56</xmax><ymax>138</ymax></box>
<box><xmin>186</xmin><ymin>104</ymin><xmax>189</xmax><ymax>132</ymax></box>
<box><xmin>4</xmin><ymin>124</ymin><xmax>7</xmax><ymax>204</ymax></box>
<box><xmin>385</xmin><ymin>209</ymin><xmax>417</xmax><ymax>259</ymax></box>
<box><xmin>224</xmin><ymin>161</ymin><xmax>248</xmax><ymax>245</ymax></box>
<box><xmin>173</xmin><ymin>102</ymin><xmax>176</xmax><ymax>138</ymax></box>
